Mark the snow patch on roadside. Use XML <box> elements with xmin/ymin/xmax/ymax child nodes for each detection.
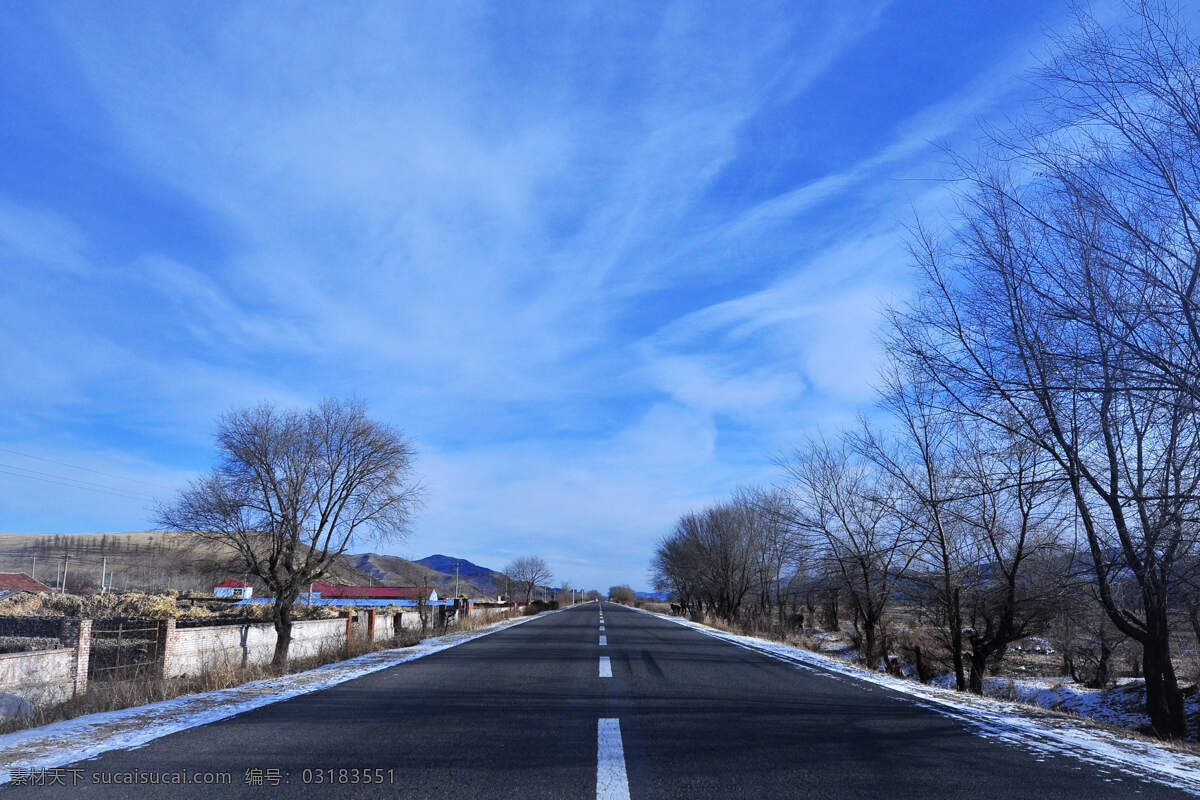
<box><xmin>631</xmin><ymin>607</ymin><xmax>1200</xmax><ymax>796</ymax></box>
<box><xmin>0</xmin><ymin>612</ymin><xmax>543</xmax><ymax>783</ymax></box>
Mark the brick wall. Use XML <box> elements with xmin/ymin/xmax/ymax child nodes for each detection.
<box><xmin>59</xmin><ymin>617</ymin><xmax>90</xmax><ymax>696</ymax></box>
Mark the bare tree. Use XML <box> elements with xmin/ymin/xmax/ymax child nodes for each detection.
<box><xmin>739</xmin><ymin>487</ymin><xmax>806</xmax><ymax>626</ymax></box>
<box><xmin>886</xmin><ymin>0</ymin><xmax>1200</xmax><ymax>738</ymax></box>
<box><xmin>782</xmin><ymin>437</ymin><xmax>919</xmax><ymax>669</ymax></box>
<box><xmin>856</xmin><ymin>365</ymin><xmax>973</xmax><ymax>689</ymax></box>
<box><xmin>652</xmin><ymin>495</ymin><xmax>787</xmax><ymax>624</ymax></box>
<box><xmin>505</xmin><ymin>556</ymin><xmax>553</xmax><ymax>604</ymax></box>
<box><xmin>158</xmin><ymin>399</ymin><xmax>421</xmax><ymax>668</ymax></box>
<box><xmin>651</xmin><ymin>523</ymin><xmax>700</xmax><ymax>617</ymax></box>
<box><xmin>608</xmin><ymin>585</ymin><xmax>636</xmax><ymax>604</ymax></box>
<box><xmin>556</xmin><ymin>580</ymin><xmax>575</xmax><ymax>606</ymax></box>
<box><xmin>953</xmin><ymin>429</ymin><xmax>1069</xmax><ymax>692</ymax></box>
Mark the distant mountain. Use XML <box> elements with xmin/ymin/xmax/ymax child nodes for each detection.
<box><xmin>414</xmin><ymin>554</ymin><xmax>508</xmax><ymax>597</ymax></box>
<box><xmin>636</xmin><ymin>590</ymin><xmax>670</xmax><ymax>601</ymax></box>
<box><xmin>416</xmin><ymin>554</ymin><xmax>495</xmax><ymax>578</ymax></box>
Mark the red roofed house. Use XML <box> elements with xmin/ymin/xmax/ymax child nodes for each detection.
<box><xmin>310</xmin><ymin>581</ymin><xmax>437</xmax><ymax>603</ymax></box>
<box><xmin>213</xmin><ymin>579</ymin><xmax>253</xmax><ymax>599</ymax></box>
<box><xmin>0</xmin><ymin>572</ymin><xmax>52</xmax><ymax>601</ymax></box>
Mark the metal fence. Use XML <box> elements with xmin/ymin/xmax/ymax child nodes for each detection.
<box><xmin>88</xmin><ymin>617</ymin><xmax>160</xmax><ymax>681</ymax></box>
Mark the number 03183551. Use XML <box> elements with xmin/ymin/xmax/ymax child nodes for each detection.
<box><xmin>301</xmin><ymin>768</ymin><xmax>396</xmax><ymax>785</ymax></box>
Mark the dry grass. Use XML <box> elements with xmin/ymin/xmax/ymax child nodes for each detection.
<box><xmin>635</xmin><ymin>601</ymin><xmax>672</xmax><ymax>614</ymax></box>
<box><xmin>453</xmin><ymin>608</ymin><xmax>517</xmax><ymax>631</ymax></box>
<box><xmin>0</xmin><ymin>591</ymin><xmax>341</xmax><ymax>621</ymax></box>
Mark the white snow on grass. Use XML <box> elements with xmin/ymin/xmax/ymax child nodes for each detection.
<box><xmin>0</xmin><ymin>611</ymin><xmax>544</xmax><ymax>783</ymax></box>
<box><xmin>631</xmin><ymin>607</ymin><xmax>1200</xmax><ymax>796</ymax></box>
<box><xmin>975</xmin><ymin>675</ymin><xmax>1176</xmax><ymax>731</ymax></box>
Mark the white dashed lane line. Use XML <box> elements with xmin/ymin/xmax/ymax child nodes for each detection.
<box><xmin>599</xmin><ymin>656</ymin><xmax>612</xmax><ymax>678</ymax></box>
<box><xmin>596</xmin><ymin>718</ymin><xmax>631</xmax><ymax>800</ymax></box>
<box><xmin>599</xmin><ymin>635</ymin><xmax>607</xmax><ymax>646</ymax></box>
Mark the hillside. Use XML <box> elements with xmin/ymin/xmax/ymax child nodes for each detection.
<box><xmin>346</xmin><ymin>552</ymin><xmax>493</xmax><ymax>598</ymax></box>
<box><xmin>416</xmin><ymin>554</ymin><xmax>493</xmax><ymax>577</ymax></box>
<box><xmin>0</xmin><ymin>531</ymin><xmax>376</xmax><ymax>594</ymax></box>
<box><xmin>414</xmin><ymin>554</ymin><xmax>506</xmax><ymax>597</ymax></box>
<box><xmin>0</xmin><ymin>532</ymin><xmax>508</xmax><ymax>600</ymax></box>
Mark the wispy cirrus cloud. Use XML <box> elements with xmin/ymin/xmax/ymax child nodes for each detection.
<box><xmin>0</xmin><ymin>0</ymin><xmax>1084</xmax><ymax>588</ymax></box>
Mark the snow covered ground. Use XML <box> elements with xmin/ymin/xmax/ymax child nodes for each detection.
<box><xmin>0</xmin><ymin>611</ymin><xmax>544</xmax><ymax>784</ymax></box>
<box><xmin>634</xmin><ymin>607</ymin><xmax>1200</xmax><ymax>796</ymax></box>
<box><xmin>965</xmin><ymin>674</ymin><xmax>1197</xmax><ymax>732</ymax></box>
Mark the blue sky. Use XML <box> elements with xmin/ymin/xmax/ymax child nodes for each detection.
<box><xmin>0</xmin><ymin>1</ymin><xmax>1107</xmax><ymax>590</ymax></box>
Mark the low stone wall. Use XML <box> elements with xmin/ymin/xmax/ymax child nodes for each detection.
<box><xmin>351</xmin><ymin>611</ymin><xmax>416</xmax><ymax>642</ymax></box>
<box><xmin>470</xmin><ymin>607</ymin><xmax>515</xmax><ymax>622</ymax></box>
<box><xmin>161</xmin><ymin>617</ymin><xmax>347</xmax><ymax>678</ymax></box>
<box><xmin>397</xmin><ymin>611</ymin><xmax>424</xmax><ymax>631</ymax></box>
<box><xmin>0</xmin><ymin>618</ymin><xmax>90</xmax><ymax>708</ymax></box>
<box><xmin>0</xmin><ymin>648</ymin><xmax>75</xmax><ymax>705</ymax></box>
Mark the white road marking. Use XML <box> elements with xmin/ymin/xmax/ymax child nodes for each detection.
<box><xmin>599</xmin><ymin>656</ymin><xmax>612</xmax><ymax>677</ymax></box>
<box><xmin>596</xmin><ymin>718</ymin><xmax>631</xmax><ymax>800</ymax></box>
<box><xmin>599</xmin><ymin>635</ymin><xmax>607</xmax><ymax>646</ymax></box>
<box><xmin>599</xmin><ymin>624</ymin><xmax>605</xmax><ymax>631</ymax></box>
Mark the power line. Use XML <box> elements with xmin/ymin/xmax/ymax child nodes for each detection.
<box><xmin>0</xmin><ymin>464</ymin><xmax>156</xmax><ymax>503</ymax></box>
<box><xmin>0</xmin><ymin>446</ymin><xmax>166</xmax><ymax>489</ymax></box>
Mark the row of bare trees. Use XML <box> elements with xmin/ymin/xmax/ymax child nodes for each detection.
<box><xmin>891</xmin><ymin>0</ymin><xmax>1200</xmax><ymax>740</ymax></box>
<box><xmin>650</xmin><ymin>488</ymin><xmax>800</xmax><ymax>625</ymax></box>
<box><xmin>655</xmin><ymin>1</ymin><xmax>1200</xmax><ymax>739</ymax></box>
<box><xmin>651</xmin><ymin>424</ymin><xmax>1077</xmax><ymax>687</ymax></box>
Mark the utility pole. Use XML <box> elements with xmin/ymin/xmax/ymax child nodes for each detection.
<box><xmin>101</xmin><ymin>557</ymin><xmax>107</xmax><ymax>594</ymax></box>
<box><xmin>29</xmin><ymin>556</ymin><xmax>36</xmax><ymax>582</ymax></box>
<box><xmin>61</xmin><ymin>555</ymin><xmax>69</xmax><ymax>594</ymax></box>
<box><xmin>455</xmin><ymin>561</ymin><xmax>460</xmax><ymax>599</ymax></box>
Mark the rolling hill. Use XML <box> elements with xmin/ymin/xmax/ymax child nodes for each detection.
<box><xmin>0</xmin><ymin>532</ymin><xmax>507</xmax><ymax>599</ymax></box>
<box><xmin>0</xmin><ymin>531</ymin><xmax>376</xmax><ymax>593</ymax></box>
<box><xmin>413</xmin><ymin>554</ymin><xmax>507</xmax><ymax>597</ymax></box>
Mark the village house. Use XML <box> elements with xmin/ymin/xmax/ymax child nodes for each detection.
<box><xmin>0</xmin><ymin>572</ymin><xmax>51</xmax><ymax>602</ymax></box>
<box><xmin>308</xmin><ymin>581</ymin><xmax>437</xmax><ymax>603</ymax></box>
<box><xmin>213</xmin><ymin>579</ymin><xmax>253</xmax><ymax>599</ymax></box>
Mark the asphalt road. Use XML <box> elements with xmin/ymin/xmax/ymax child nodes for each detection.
<box><xmin>2</xmin><ymin>602</ymin><xmax>1191</xmax><ymax>799</ymax></box>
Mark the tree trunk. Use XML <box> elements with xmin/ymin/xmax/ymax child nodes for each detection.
<box><xmin>1059</xmin><ymin>610</ymin><xmax>1076</xmax><ymax>679</ymax></box>
<box><xmin>862</xmin><ymin>618</ymin><xmax>877</xmax><ymax>669</ymax></box>
<box><xmin>822</xmin><ymin>588</ymin><xmax>839</xmax><ymax>631</ymax></box>
<box><xmin>909</xmin><ymin>645</ymin><xmax>929</xmax><ymax>683</ymax></box>
<box><xmin>967</xmin><ymin>646</ymin><xmax>988</xmax><ymax>694</ymax></box>
<box><xmin>1141</xmin><ymin>624</ymin><xmax>1187</xmax><ymax>739</ymax></box>
<box><xmin>1089</xmin><ymin>638</ymin><xmax>1111</xmax><ymax>690</ymax></box>
<box><xmin>271</xmin><ymin>593</ymin><xmax>296</xmax><ymax>670</ymax></box>
<box><xmin>949</xmin><ymin>587</ymin><xmax>966</xmax><ymax>692</ymax></box>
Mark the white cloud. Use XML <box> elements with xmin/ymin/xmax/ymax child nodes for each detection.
<box><xmin>0</xmin><ymin>203</ymin><xmax>91</xmax><ymax>276</ymax></box>
<box><xmin>0</xmin><ymin>1</ymin><xmax>1090</xmax><ymax>588</ymax></box>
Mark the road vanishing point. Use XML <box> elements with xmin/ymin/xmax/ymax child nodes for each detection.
<box><xmin>5</xmin><ymin>602</ymin><xmax>1191</xmax><ymax>799</ymax></box>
